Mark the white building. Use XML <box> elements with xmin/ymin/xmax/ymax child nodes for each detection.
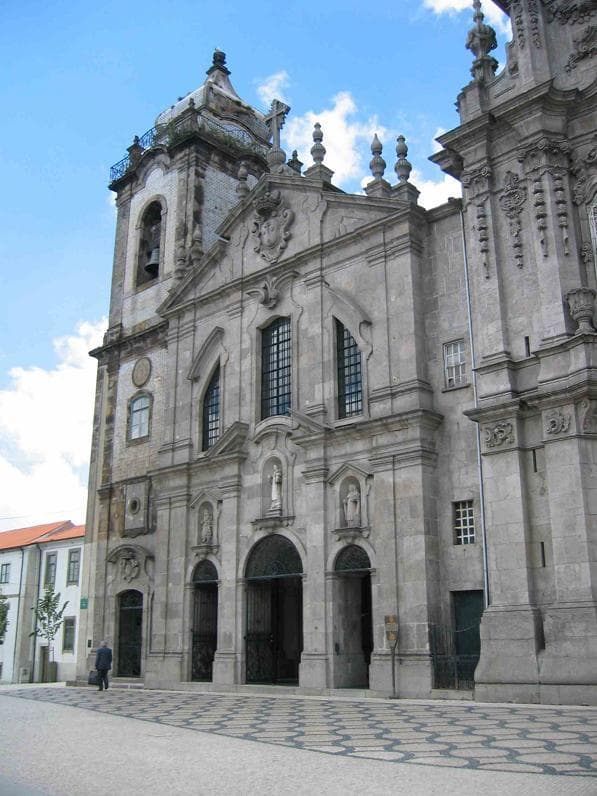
<box><xmin>0</xmin><ymin>521</ymin><xmax>85</xmax><ymax>683</ymax></box>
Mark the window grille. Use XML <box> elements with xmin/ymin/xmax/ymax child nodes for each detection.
<box><xmin>202</xmin><ymin>366</ymin><xmax>220</xmax><ymax>450</ymax></box>
<box><xmin>336</xmin><ymin>320</ymin><xmax>362</xmax><ymax>418</ymax></box>
<box><xmin>62</xmin><ymin>617</ymin><xmax>76</xmax><ymax>653</ymax></box>
<box><xmin>66</xmin><ymin>549</ymin><xmax>80</xmax><ymax>585</ymax></box>
<box><xmin>444</xmin><ymin>340</ymin><xmax>466</xmax><ymax>388</ymax></box>
<box><xmin>261</xmin><ymin>318</ymin><xmax>291</xmax><ymax>419</ymax></box>
<box><xmin>454</xmin><ymin>501</ymin><xmax>475</xmax><ymax>545</ymax></box>
<box><xmin>0</xmin><ymin>563</ymin><xmax>10</xmax><ymax>584</ymax></box>
<box><xmin>130</xmin><ymin>394</ymin><xmax>150</xmax><ymax>440</ymax></box>
<box><xmin>45</xmin><ymin>553</ymin><xmax>57</xmax><ymax>587</ymax></box>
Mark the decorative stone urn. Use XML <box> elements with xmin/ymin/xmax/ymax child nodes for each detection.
<box><xmin>566</xmin><ymin>287</ymin><xmax>596</xmax><ymax>333</ymax></box>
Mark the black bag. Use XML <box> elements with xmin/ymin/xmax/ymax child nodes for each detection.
<box><xmin>88</xmin><ymin>669</ymin><xmax>99</xmax><ymax>686</ymax></box>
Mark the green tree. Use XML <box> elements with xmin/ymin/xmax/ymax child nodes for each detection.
<box><xmin>30</xmin><ymin>583</ymin><xmax>68</xmax><ymax>662</ymax></box>
<box><xmin>0</xmin><ymin>589</ymin><xmax>8</xmax><ymax>643</ymax></box>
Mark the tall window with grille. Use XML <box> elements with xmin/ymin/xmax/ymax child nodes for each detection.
<box><xmin>0</xmin><ymin>563</ymin><xmax>10</xmax><ymax>584</ymax></box>
<box><xmin>62</xmin><ymin>617</ymin><xmax>76</xmax><ymax>653</ymax></box>
<box><xmin>454</xmin><ymin>501</ymin><xmax>475</xmax><ymax>545</ymax></box>
<box><xmin>336</xmin><ymin>320</ymin><xmax>362</xmax><ymax>418</ymax></box>
<box><xmin>443</xmin><ymin>340</ymin><xmax>466</xmax><ymax>388</ymax></box>
<box><xmin>202</xmin><ymin>365</ymin><xmax>220</xmax><ymax>450</ymax></box>
<box><xmin>44</xmin><ymin>552</ymin><xmax>57</xmax><ymax>587</ymax></box>
<box><xmin>129</xmin><ymin>393</ymin><xmax>151</xmax><ymax>440</ymax></box>
<box><xmin>261</xmin><ymin>318</ymin><xmax>291</xmax><ymax>419</ymax></box>
<box><xmin>66</xmin><ymin>549</ymin><xmax>81</xmax><ymax>585</ymax></box>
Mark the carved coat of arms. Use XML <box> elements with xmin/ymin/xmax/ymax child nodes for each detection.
<box><xmin>251</xmin><ymin>190</ymin><xmax>294</xmax><ymax>263</ymax></box>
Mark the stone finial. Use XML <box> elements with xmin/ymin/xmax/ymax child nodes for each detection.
<box><xmin>287</xmin><ymin>150</ymin><xmax>303</xmax><ymax>174</ymax></box>
<box><xmin>127</xmin><ymin>135</ymin><xmax>142</xmax><ymax>167</ymax></box>
<box><xmin>207</xmin><ymin>48</ymin><xmax>231</xmax><ymax>76</ymax></box>
<box><xmin>311</xmin><ymin>123</ymin><xmax>326</xmax><ymax>165</ymax></box>
<box><xmin>369</xmin><ymin>134</ymin><xmax>386</xmax><ymax>180</ymax></box>
<box><xmin>236</xmin><ymin>161</ymin><xmax>249</xmax><ymax>197</ymax></box>
<box><xmin>394</xmin><ymin>135</ymin><xmax>412</xmax><ymax>183</ymax></box>
<box><xmin>466</xmin><ymin>0</ymin><xmax>498</xmax><ymax>82</ymax></box>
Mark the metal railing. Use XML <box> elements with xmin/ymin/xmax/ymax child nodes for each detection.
<box><xmin>110</xmin><ymin>112</ymin><xmax>268</xmax><ymax>183</ymax></box>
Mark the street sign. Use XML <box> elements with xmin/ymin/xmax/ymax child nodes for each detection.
<box><xmin>80</xmin><ymin>597</ymin><xmax>88</xmax><ymax>609</ymax></box>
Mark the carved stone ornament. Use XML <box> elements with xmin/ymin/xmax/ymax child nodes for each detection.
<box><xmin>120</xmin><ymin>554</ymin><xmax>140</xmax><ymax>582</ymax></box>
<box><xmin>565</xmin><ymin>24</ymin><xmax>597</xmax><ymax>71</ymax></box>
<box><xmin>541</xmin><ymin>0</ymin><xmax>597</xmax><ymax>26</ymax></box>
<box><xmin>566</xmin><ymin>286</ymin><xmax>596</xmax><ymax>332</ymax></box>
<box><xmin>461</xmin><ymin>164</ymin><xmax>492</xmax><ymax>200</ymax></box>
<box><xmin>132</xmin><ymin>356</ymin><xmax>151</xmax><ymax>388</ymax></box>
<box><xmin>245</xmin><ymin>271</ymin><xmax>298</xmax><ymax>310</ymax></box>
<box><xmin>545</xmin><ymin>409</ymin><xmax>571</xmax><ymax>434</ymax></box>
<box><xmin>579</xmin><ymin>398</ymin><xmax>597</xmax><ymax>432</ymax></box>
<box><xmin>571</xmin><ymin>137</ymin><xmax>597</xmax><ymax>204</ymax></box>
<box><xmin>499</xmin><ymin>172</ymin><xmax>527</xmax><ymax>268</ymax></box>
<box><xmin>513</xmin><ymin>0</ymin><xmax>541</xmax><ymax>47</ymax></box>
<box><xmin>251</xmin><ymin>190</ymin><xmax>294</xmax><ymax>263</ymax></box>
<box><xmin>581</xmin><ymin>241</ymin><xmax>595</xmax><ymax>268</ymax></box>
<box><xmin>484</xmin><ymin>421</ymin><xmax>515</xmax><ymax>448</ymax></box>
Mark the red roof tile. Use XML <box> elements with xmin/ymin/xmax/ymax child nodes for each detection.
<box><xmin>0</xmin><ymin>520</ymin><xmax>83</xmax><ymax>551</ymax></box>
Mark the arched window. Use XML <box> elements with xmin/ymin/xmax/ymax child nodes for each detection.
<box><xmin>335</xmin><ymin>319</ymin><xmax>362</xmax><ymax>418</ymax></box>
<box><xmin>202</xmin><ymin>366</ymin><xmax>220</xmax><ymax>450</ymax></box>
<box><xmin>129</xmin><ymin>393</ymin><xmax>151</xmax><ymax>440</ymax></box>
<box><xmin>137</xmin><ymin>202</ymin><xmax>162</xmax><ymax>286</ymax></box>
<box><xmin>261</xmin><ymin>317</ymin><xmax>291</xmax><ymax>419</ymax></box>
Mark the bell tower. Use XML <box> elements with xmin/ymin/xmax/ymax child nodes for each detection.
<box><xmin>433</xmin><ymin>0</ymin><xmax>597</xmax><ymax>704</ymax></box>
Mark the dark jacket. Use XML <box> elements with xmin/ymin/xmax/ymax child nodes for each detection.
<box><xmin>95</xmin><ymin>646</ymin><xmax>112</xmax><ymax>671</ymax></box>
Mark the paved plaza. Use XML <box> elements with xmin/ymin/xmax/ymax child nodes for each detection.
<box><xmin>1</xmin><ymin>685</ymin><xmax>597</xmax><ymax>793</ymax></box>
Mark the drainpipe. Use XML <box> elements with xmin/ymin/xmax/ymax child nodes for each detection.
<box><xmin>460</xmin><ymin>206</ymin><xmax>490</xmax><ymax>608</ymax></box>
<box><xmin>11</xmin><ymin>546</ymin><xmax>25</xmax><ymax>683</ymax></box>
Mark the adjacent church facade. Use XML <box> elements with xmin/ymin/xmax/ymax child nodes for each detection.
<box><xmin>78</xmin><ymin>1</ymin><xmax>597</xmax><ymax>704</ymax></box>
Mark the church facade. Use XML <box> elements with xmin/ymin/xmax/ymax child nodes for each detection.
<box><xmin>78</xmin><ymin>1</ymin><xmax>597</xmax><ymax>704</ymax></box>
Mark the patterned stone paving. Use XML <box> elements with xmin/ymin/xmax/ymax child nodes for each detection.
<box><xmin>5</xmin><ymin>687</ymin><xmax>597</xmax><ymax>777</ymax></box>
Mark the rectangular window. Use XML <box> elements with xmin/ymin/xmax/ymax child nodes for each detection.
<box><xmin>44</xmin><ymin>553</ymin><xmax>57</xmax><ymax>587</ymax></box>
<box><xmin>66</xmin><ymin>549</ymin><xmax>81</xmax><ymax>585</ymax></box>
<box><xmin>444</xmin><ymin>340</ymin><xmax>466</xmax><ymax>388</ymax></box>
<box><xmin>454</xmin><ymin>501</ymin><xmax>475</xmax><ymax>545</ymax></box>
<box><xmin>0</xmin><ymin>563</ymin><xmax>10</xmax><ymax>584</ymax></box>
<box><xmin>62</xmin><ymin>617</ymin><xmax>76</xmax><ymax>653</ymax></box>
<box><xmin>261</xmin><ymin>318</ymin><xmax>291</xmax><ymax>419</ymax></box>
<box><xmin>202</xmin><ymin>366</ymin><xmax>220</xmax><ymax>450</ymax></box>
<box><xmin>336</xmin><ymin>320</ymin><xmax>363</xmax><ymax>418</ymax></box>
<box><xmin>129</xmin><ymin>394</ymin><xmax>150</xmax><ymax>440</ymax></box>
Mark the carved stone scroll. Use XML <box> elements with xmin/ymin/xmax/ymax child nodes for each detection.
<box><xmin>545</xmin><ymin>409</ymin><xmax>571</xmax><ymax>434</ymax></box>
<box><xmin>499</xmin><ymin>172</ymin><xmax>527</xmax><ymax>269</ymax></box>
<box><xmin>484</xmin><ymin>421</ymin><xmax>515</xmax><ymax>448</ymax></box>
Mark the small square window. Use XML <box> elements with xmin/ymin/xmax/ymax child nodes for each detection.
<box><xmin>62</xmin><ymin>617</ymin><xmax>76</xmax><ymax>653</ymax></box>
<box><xmin>0</xmin><ymin>563</ymin><xmax>10</xmax><ymax>584</ymax></box>
<box><xmin>454</xmin><ymin>500</ymin><xmax>475</xmax><ymax>545</ymax></box>
<box><xmin>67</xmin><ymin>549</ymin><xmax>81</xmax><ymax>586</ymax></box>
<box><xmin>444</xmin><ymin>340</ymin><xmax>466</xmax><ymax>388</ymax></box>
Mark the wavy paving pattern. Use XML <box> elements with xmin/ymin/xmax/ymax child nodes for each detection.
<box><xmin>6</xmin><ymin>688</ymin><xmax>597</xmax><ymax>777</ymax></box>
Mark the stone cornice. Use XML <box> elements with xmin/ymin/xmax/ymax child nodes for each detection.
<box><xmin>90</xmin><ymin>320</ymin><xmax>168</xmax><ymax>365</ymax></box>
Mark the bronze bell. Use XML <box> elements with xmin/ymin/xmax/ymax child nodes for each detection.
<box><xmin>145</xmin><ymin>247</ymin><xmax>159</xmax><ymax>277</ymax></box>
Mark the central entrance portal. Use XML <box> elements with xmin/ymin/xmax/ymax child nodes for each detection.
<box><xmin>245</xmin><ymin>535</ymin><xmax>303</xmax><ymax>685</ymax></box>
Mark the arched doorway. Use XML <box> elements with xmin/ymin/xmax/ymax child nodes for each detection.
<box><xmin>191</xmin><ymin>560</ymin><xmax>219</xmax><ymax>681</ymax></box>
<box><xmin>245</xmin><ymin>535</ymin><xmax>303</xmax><ymax>685</ymax></box>
<box><xmin>333</xmin><ymin>545</ymin><xmax>373</xmax><ymax>688</ymax></box>
<box><xmin>117</xmin><ymin>590</ymin><xmax>143</xmax><ymax>677</ymax></box>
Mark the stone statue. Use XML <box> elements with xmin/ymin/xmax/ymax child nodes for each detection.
<box><xmin>200</xmin><ymin>507</ymin><xmax>213</xmax><ymax>543</ymax></box>
<box><xmin>343</xmin><ymin>483</ymin><xmax>361</xmax><ymax>528</ymax></box>
<box><xmin>270</xmin><ymin>464</ymin><xmax>282</xmax><ymax>512</ymax></box>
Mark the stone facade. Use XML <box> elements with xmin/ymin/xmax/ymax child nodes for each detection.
<box><xmin>79</xmin><ymin>5</ymin><xmax>597</xmax><ymax>704</ymax></box>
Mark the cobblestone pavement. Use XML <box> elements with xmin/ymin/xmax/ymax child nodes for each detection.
<box><xmin>5</xmin><ymin>687</ymin><xmax>597</xmax><ymax>779</ymax></box>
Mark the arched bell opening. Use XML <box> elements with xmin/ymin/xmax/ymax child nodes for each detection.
<box><xmin>244</xmin><ymin>534</ymin><xmax>303</xmax><ymax>685</ymax></box>
<box><xmin>191</xmin><ymin>560</ymin><xmax>219</xmax><ymax>681</ymax></box>
<box><xmin>332</xmin><ymin>545</ymin><xmax>373</xmax><ymax>688</ymax></box>
<box><xmin>117</xmin><ymin>589</ymin><xmax>143</xmax><ymax>677</ymax></box>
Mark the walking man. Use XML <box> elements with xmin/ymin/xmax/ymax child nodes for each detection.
<box><xmin>95</xmin><ymin>640</ymin><xmax>112</xmax><ymax>692</ymax></box>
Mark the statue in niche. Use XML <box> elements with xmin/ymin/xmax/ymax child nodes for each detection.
<box><xmin>269</xmin><ymin>464</ymin><xmax>282</xmax><ymax>512</ymax></box>
<box><xmin>200</xmin><ymin>506</ymin><xmax>213</xmax><ymax>544</ymax></box>
<box><xmin>343</xmin><ymin>483</ymin><xmax>361</xmax><ymax>528</ymax></box>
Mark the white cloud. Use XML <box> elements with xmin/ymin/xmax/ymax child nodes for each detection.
<box><xmin>256</xmin><ymin>70</ymin><xmax>290</xmax><ymax>106</ymax></box>
<box><xmin>284</xmin><ymin>91</ymin><xmax>387</xmax><ymax>188</ymax></box>
<box><xmin>412</xmin><ymin>169</ymin><xmax>462</xmax><ymax>209</ymax></box>
<box><xmin>0</xmin><ymin>319</ymin><xmax>106</xmax><ymax>532</ymax></box>
<box><xmin>423</xmin><ymin>0</ymin><xmax>511</xmax><ymax>35</ymax></box>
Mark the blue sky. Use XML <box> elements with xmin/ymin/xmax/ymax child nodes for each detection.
<box><xmin>0</xmin><ymin>0</ymin><xmax>509</xmax><ymax>530</ymax></box>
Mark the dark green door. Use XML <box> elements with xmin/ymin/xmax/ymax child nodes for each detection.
<box><xmin>118</xmin><ymin>590</ymin><xmax>143</xmax><ymax>677</ymax></box>
<box><xmin>453</xmin><ymin>590</ymin><xmax>483</xmax><ymax>688</ymax></box>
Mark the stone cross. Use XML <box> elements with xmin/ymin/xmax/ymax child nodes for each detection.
<box><xmin>265</xmin><ymin>99</ymin><xmax>291</xmax><ymax>150</ymax></box>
